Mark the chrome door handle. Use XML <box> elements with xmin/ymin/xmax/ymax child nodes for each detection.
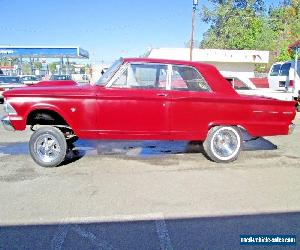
<box><xmin>157</xmin><ymin>93</ymin><xmax>168</xmax><ymax>97</ymax></box>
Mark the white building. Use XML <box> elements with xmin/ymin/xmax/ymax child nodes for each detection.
<box><xmin>147</xmin><ymin>48</ymin><xmax>269</xmax><ymax>78</ymax></box>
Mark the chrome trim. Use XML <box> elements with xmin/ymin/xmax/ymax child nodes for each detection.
<box><xmin>288</xmin><ymin>123</ymin><xmax>296</xmax><ymax>135</ymax></box>
<box><xmin>3</xmin><ymin>100</ymin><xmax>17</xmax><ymax>115</ymax></box>
<box><xmin>1</xmin><ymin>116</ymin><xmax>15</xmax><ymax>131</ymax></box>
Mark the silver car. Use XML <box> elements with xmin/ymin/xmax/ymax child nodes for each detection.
<box><xmin>0</xmin><ymin>76</ymin><xmax>25</xmax><ymax>103</ymax></box>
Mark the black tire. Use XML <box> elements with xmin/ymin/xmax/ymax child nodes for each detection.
<box><xmin>29</xmin><ymin>126</ymin><xmax>67</xmax><ymax>168</ymax></box>
<box><xmin>203</xmin><ymin>126</ymin><xmax>242</xmax><ymax>163</ymax></box>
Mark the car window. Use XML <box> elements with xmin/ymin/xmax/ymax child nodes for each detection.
<box><xmin>23</xmin><ymin>76</ymin><xmax>38</xmax><ymax>81</ymax></box>
<box><xmin>229</xmin><ymin>78</ymin><xmax>251</xmax><ymax>90</ymax></box>
<box><xmin>269</xmin><ymin>64</ymin><xmax>281</xmax><ymax>76</ymax></box>
<box><xmin>279</xmin><ymin>63</ymin><xmax>291</xmax><ymax>76</ymax></box>
<box><xmin>97</xmin><ymin>59</ymin><xmax>123</xmax><ymax>86</ymax></box>
<box><xmin>0</xmin><ymin>77</ymin><xmax>22</xmax><ymax>84</ymax></box>
<box><xmin>171</xmin><ymin>66</ymin><xmax>210</xmax><ymax>92</ymax></box>
<box><xmin>50</xmin><ymin>75</ymin><xmax>71</xmax><ymax>80</ymax></box>
<box><xmin>111</xmin><ymin>63</ymin><xmax>167</xmax><ymax>89</ymax></box>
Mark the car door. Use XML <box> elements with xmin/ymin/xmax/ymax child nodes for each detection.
<box><xmin>96</xmin><ymin>62</ymin><xmax>171</xmax><ymax>139</ymax></box>
<box><xmin>268</xmin><ymin>63</ymin><xmax>282</xmax><ymax>90</ymax></box>
<box><xmin>168</xmin><ymin>65</ymin><xmax>215</xmax><ymax>140</ymax></box>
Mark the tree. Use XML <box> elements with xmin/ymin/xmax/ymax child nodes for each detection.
<box><xmin>200</xmin><ymin>0</ymin><xmax>300</xmax><ymax>64</ymax></box>
<box><xmin>34</xmin><ymin>61</ymin><xmax>42</xmax><ymax>71</ymax></box>
<box><xmin>200</xmin><ymin>0</ymin><xmax>266</xmax><ymax>49</ymax></box>
<box><xmin>22</xmin><ymin>63</ymin><xmax>31</xmax><ymax>75</ymax></box>
<box><xmin>49</xmin><ymin>62</ymin><xmax>57</xmax><ymax>74</ymax></box>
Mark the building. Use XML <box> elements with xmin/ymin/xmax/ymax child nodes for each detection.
<box><xmin>0</xmin><ymin>46</ymin><xmax>89</xmax><ymax>76</ymax></box>
<box><xmin>147</xmin><ymin>48</ymin><xmax>269</xmax><ymax>78</ymax></box>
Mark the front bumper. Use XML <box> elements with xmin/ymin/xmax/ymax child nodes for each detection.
<box><xmin>288</xmin><ymin>123</ymin><xmax>296</xmax><ymax>135</ymax></box>
<box><xmin>1</xmin><ymin>116</ymin><xmax>15</xmax><ymax>131</ymax></box>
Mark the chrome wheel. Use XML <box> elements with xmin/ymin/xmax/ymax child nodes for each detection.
<box><xmin>210</xmin><ymin>127</ymin><xmax>241</xmax><ymax>161</ymax></box>
<box><xmin>34</xmin><ymin>134</ymin><xmax>61</xmax><ymax>163</ymax></box>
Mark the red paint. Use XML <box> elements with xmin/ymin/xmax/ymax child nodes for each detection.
<box><xmin>3</xmin><ymin>58</ymin><xmax>296</xmax><ymax>140</ymax></box>
<box><xmin>250</xmin><ymin>78</ymin><xmax>269</xmax><ymax>88</ymax></box>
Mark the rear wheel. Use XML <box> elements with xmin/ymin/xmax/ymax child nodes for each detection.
<box><xmin>203</xmin><ymin>126</ymin><xmax>242</xmax><ymax>163</ymax></box>
<box><xmin>29</xmin><ymin>126</ymin><xmax>67</xmax><ymax>167</ymax></box>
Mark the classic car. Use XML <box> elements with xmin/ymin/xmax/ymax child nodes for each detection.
<box><xmin>1</xmin><ymin>58</ymin><xmax>296</xmax><ymax>167</ymax></box>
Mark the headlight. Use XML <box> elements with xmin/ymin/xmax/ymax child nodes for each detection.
<box><xmin>3</xmin><ymin>100</ymin><xmax>17</xmax><ymax>115</ymax></box>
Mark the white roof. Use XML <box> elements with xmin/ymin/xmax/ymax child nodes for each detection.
<box><xmin>148</xmin><ymin>48</ymin><xmax>269</xmax><ymax>64</ymax></box>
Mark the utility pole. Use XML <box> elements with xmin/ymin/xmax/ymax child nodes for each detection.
<box><xmin>190</xmin><ymin>0</ymin><xmax>198</xmax><ymax>61</ymax></box>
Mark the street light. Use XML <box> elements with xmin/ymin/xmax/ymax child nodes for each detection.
<box><xmin>190</xmin><ymin>0</ymin><xmax>199</xmax><ymax>61</ymax></box>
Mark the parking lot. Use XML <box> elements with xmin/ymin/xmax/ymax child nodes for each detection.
<box><xmin>0</xmin><ymin>105</ymin><xmax>300</xmax><ymax>249</ymax></box>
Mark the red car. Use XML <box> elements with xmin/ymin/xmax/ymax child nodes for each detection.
<box><xmin>1</xmin><ymin>58</ymin><xmax>296</xmax><ymax>167</ymax></box>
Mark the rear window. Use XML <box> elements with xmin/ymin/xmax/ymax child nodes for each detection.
<box><xmin>279</xmin><ymin>63</ymin><xmax>291</xmax><ymax>76</ymax></box>
<box><xmin>226</xmin><ymin>78</ymin><xmax>251</xmax><ymax>90</ymax></box>
<box><xmin>269</xmin><ymin>64</ymin><xmax>281</xmax><ymax>76</ymax></box>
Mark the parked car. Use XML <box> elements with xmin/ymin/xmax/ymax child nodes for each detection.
<box><xmin>0</xmin><ymin>76</ymin><xmax>25</xmax><ymax>103</ymax></box>
<box><xmin>20</xmin><ymin>75</ymin><xmax>39</xmax><ymax>85</ymax></box>
<box><xmin>50</xmin><ymin>74</ymin><xmax>72</xmax><ymax>81</ymax></box>
<box><xmin>1</xmin><ymin>58</ymin><xmax>296</xmax><ymax>167</ymax></box>
<box><xmin>268</xmin><ymin>60</ymin><xmax>300</xmax><ymax>91</ymax></box>
<box><xmin>227</xmin><ymin>76</ymin><xmax>296</xmax><ymax>102</ymax></box>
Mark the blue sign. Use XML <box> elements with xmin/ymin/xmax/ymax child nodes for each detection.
<box><xmin>0</xmin><ymin>47</ymin><xmax>89</xmax><ymax>59</ymax></box>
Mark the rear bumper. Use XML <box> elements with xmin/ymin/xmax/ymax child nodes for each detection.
<box><xmin>1</xmin><ymin>116</ymin><xmax>15</xmax><ymax>131</ymax></box>
<box><xmin>288</xmin><ymin>123</ymin><xmax>296</xmax><ymax>135</ymax></box>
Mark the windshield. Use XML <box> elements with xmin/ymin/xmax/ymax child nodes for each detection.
<box><xmin>270</xmin><ymin>64</ymin><xmax>281</xmax><ymax>76</ymax></box>
<box><xmin>0</xmin><ymin>77</ymin><xmax>22</xmax><ymax>84</ymax></box>
<box><xmin>22</xmin><ymin>76</ymin><xmax>38</xmax><ymax>81</ymax></box>
<box><xmin>50</xmin><ymin>75</ymin><xmax>71</xmax><ymax>80</ymax></box>
<box><xmin>279</xmin><ymin>63</ymin><xmax>291</xmax><ymax>76</ymax></box>
<box><xmin>96</xmin><ymin>59</ymin><xmax>123</xmax><ymax>86</ymax></box>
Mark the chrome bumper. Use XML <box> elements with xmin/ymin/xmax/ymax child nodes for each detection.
<box><xmin>1</xmin><ymin>116</ymin><xmax>15</xmax><ymax>131</ymax></box>
<box><xmin>288</xmin><ymin>123</ymin><xmax>296</xmax><ymax>135</ymax></box>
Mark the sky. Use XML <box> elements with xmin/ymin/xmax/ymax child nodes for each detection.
<box><xmin>1</xmin><ymin>0</ymin><xmax>281</xmax><ymax>64</ymax></box>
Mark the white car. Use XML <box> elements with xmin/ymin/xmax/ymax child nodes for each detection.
<box><xmin>21</xmin><ymin>75</ymin><xmax>40</xmax><ymax>85</ymax></box>
<box><xmin>227</xmin><ymin>77</ymin><xmax>295</xmax><ymax>101</ymax></box>
<box><xmin>0</xmin><ymin>76</ymin><xmax>25</xmax><ymax>103</ymax></box>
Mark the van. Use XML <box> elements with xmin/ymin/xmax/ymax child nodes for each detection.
<box><xmin>268</xmin><ymin>60</ymin><xmax>300</xmax><ymax>94</ymax></box>
<box><xmin>268</xmin><ymin>62</ymin><xmax>283</xmax><ymax>89</ymax></box>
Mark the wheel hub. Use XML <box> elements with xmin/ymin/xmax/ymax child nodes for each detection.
<box><xmin>35</xmin><ymin>134</ymin><xmax>61</xmax><ymax>163</ymax></box>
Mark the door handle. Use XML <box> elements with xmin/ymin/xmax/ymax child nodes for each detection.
<box><xmin>157</xmin><ymin>93</ymin><xmax>168</xmax><ymax>97</ymax></box>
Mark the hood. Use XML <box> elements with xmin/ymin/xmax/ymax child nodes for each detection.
<box><xmin>33</xmin><ymin>80</ymin><xmax>78</xmax><ymax>87</ymax></box>
<box><xmin>3</xmin><ymin>80</ymin><xmax>95</xmax><ymax>98</ymax></box>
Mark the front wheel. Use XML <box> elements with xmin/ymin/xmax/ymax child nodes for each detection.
<box><xmin>29</xmin><ymin>126</ymin><xmax>67</xmax><ymax>167</ymax></box>
<box><xmin>203</xmin><ymin>126</ymin><xmax>242</xmax><ymax>163</ymax></box>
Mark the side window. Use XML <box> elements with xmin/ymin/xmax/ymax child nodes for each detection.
<box><xmin>111</xmin><ymin>63</ymin><xmax>167</xmax><ymax>89</ymax></box>
<box><xmin>270</xmin><ymin>64</ymin><xmax>281</xmax><ymax>76</ymax></box>
<box><xmin>279</xmin><ymin>63</ymin><xmax>291</xmax><ymax>76</ymax></box>
<box><xmin>171</xmin><ymin>66</ymin><xmax>210</xmax><ymax>92</ymax></box>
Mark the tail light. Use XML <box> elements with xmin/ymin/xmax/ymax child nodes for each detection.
<box><xmin>289</xmin><ymin>80</ymin><xmax>294</xmax><ymax>87</ymax></box>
